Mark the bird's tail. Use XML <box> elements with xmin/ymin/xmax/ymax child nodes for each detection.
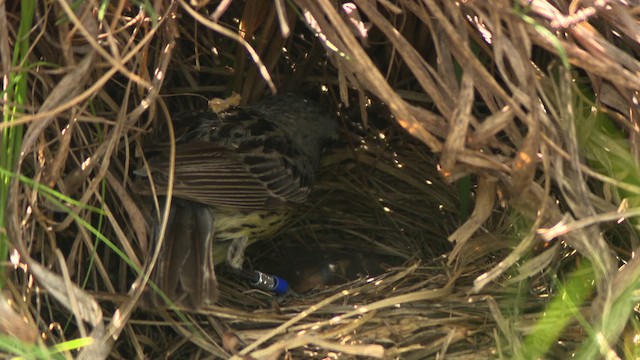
<box><xmin>142</xmin><ymin>199</ymin><xmax>218</xmax><ymax>311</ymax></box>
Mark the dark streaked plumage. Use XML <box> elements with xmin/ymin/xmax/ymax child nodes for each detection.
<box><xmin>142</xmin><ymin>94</ymin><xmax>337</xmax><ymax>310</ymax></box>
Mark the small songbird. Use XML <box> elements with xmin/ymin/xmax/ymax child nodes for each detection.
<box><xmin>140</xmin><ymin>94</ymin><xmax>338</xmax><ymax>310</ymax></box>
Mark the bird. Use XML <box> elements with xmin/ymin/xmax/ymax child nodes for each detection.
<box><xmin>139</xmin><ymin>94</ymin><xmax>338</xmax><ymax>310</ymax></box>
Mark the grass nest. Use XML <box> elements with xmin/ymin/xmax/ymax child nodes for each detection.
<box><xmin>2</xmin><ymin>1</ymin><xmax>640</xmax><ymax>359</ymax></box>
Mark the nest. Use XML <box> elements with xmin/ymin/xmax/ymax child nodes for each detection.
<box><xmin>2</xmin><ymin>1</ymin><xmax>640</xmax><ymax>359</ymax></box>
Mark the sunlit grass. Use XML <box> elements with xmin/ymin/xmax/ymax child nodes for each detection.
<box><xmin>510</xmin><ymin>67</ymin><xmax>640</xmax><ymax>358</ymax></box>
<box><xmin>0</xmin><ymin>334</ymin><xmax>94</xmax><ymax>360</ymax></box>
<box><xmin>520</xmin><ymin>260</ymin><xmax>595</xmax><ymax>358</ymax></box>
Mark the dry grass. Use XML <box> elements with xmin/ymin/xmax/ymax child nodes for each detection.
<box><xmin>2</xmin><ymin>0</ymin><xmax>640</xmax><ymax>359</ymax></box>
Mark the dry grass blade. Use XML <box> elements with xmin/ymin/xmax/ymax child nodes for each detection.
<box><xmin>0</xmin><ymin>293</ymin><xmax>37</xmax><ymax>344</ymax></box>
<box><xmin>449</xmin><ymin>175</ymin><xmax>497</xmax><ymax>258</ymax></box>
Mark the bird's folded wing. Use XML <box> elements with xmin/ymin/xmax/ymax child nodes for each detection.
<box><xmin>146</xmin><ymin>142</ymin><xmax>310</xmax><ymax>209</ymax></box>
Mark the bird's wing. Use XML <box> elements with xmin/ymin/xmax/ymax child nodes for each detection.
<box><xmin>146</xmin><ymin>141</ymin><xmax>311</xmax><ymax>209</ymax></box>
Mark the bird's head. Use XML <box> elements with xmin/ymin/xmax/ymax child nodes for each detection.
<box><xmin>253</xmin><ymin>94</ymin><xmax>339</xmax><ymax>165</ymax></box>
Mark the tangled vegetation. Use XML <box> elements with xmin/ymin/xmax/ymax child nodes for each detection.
<box><xmin>2</xmin><ymin>1</ymin><xmax>640</xmax><ymax>359</ymax></box>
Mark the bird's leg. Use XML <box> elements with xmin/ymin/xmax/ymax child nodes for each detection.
<box><xmin>226</xmin><ymin>236</ymin><xmax>249</xmax><ymax>270</ymax></box>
